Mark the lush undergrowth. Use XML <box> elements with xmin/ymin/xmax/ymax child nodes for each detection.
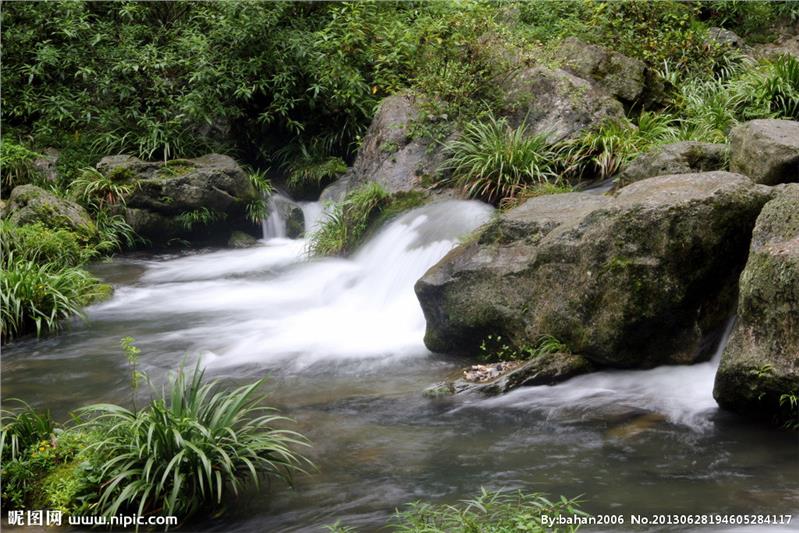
<box><xmin>0</xmin><ymin>360</ymin><xmax>309</xmax><ymax>522</ymax></box>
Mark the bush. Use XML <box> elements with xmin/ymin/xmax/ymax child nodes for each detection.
<box><xmin>309</xmin><ymin>182</ymin><xmax>389</xmax><ymax>256</ymax></box>
<box><xmin>328</xmin><ymin>488</ymin><xmax>586</xmax><ymax>533</ymax></box>
<box><xmin>0</xmin><ymin>221</ymin><xmax>87</xmax><ymax>267</ymax></box>
<box><xmin>0</xmin><ymin>140</ymin><xmax>41</xmax><ymax>193</ymax></box>
<box><xmin>77</xmin><ymin>363</ymin><xmax>309</xmax><ymax>520</ymax></box>
<box><xmin>444</xmin><ymin>113</ymin><xmax>556</xmax><ymax>205</ymax></box>
<box><xmin>70</xmin><ymin>167</ymin><xmax>138</xmax><ymax>211</ymax></box>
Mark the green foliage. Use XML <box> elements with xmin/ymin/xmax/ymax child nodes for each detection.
<box><xmin>444</xmin><ymin>114</ymin><xmax>556</xmax><ymax>205</ymax></box>
<box><xmin>392</xmin><ymin>488</ymin><xmax>585</xmax><ymax>533</ymax></box>
<box><xmin>0</xmin><ymin>140</ymin><xmax>41</xmax><ymax>193</ymax></box>
<box><xmin>779</xmin><ymin>392</ymin><xmax>799</xmax><ymax>431</ymax></box>
<box><xmin>93</xmin><ymin>208</ymin><xmax>141</xmax><ymax>254</ymax></box>
<box><xmin>0</xmin><ymin>220</ymin><xmax>86</xmax><ymax>267</ymax></box>
<box><xmin>0</xmin><ymin>254</ymin><xmax>106</xmax><ymax>341</ymax></box>
<box><xmin>77</xmin><ymin>363</ymin><xmax>310</xmax><ymax>520</ymax></box>
<box><xmin>71</xmin><ymin>167</ymin><xmax>137</xmax><ymax>210</ymax></box>
<box><xmin>560</xmin><ymin>112</ymin><xmax>679</xmax><ymax>181</ymax></box>
<box><xmin>309</xmin><ymin>182</ymin><xmax>389</xmax><ymax>256</ymax></box>
<box><xmin>176</xmin><ymin>207</ymin><xmax>226</xmax><ymax>231</ymax></box>
<box><xmin>0</xmin><ymin>400</ymin><xmax>56</xmax><ymax>462</ymax></box>
<box><xmin>480</xmin><ymin>334</ymin><xmax>571</xmax><ymax>363</ymax></box>
<box><xmin>244</xmin><ymin>169</ymin><xmax>273</xmax><ymax>223</ymax></box>
<box><xmin>702</xmin><ymin>1</ymin><xmax>799</xmax><ymax>42</ymax></box>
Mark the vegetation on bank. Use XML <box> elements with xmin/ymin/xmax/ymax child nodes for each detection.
<box><xmin>0</xmin><ymin>353</ymin><xmax>309</xmax><ymax>523</ymax></box>
<box><xmin>328</xmin><ymin>489</ymin><xmax>586</xmax><ymax>533</ymax></box>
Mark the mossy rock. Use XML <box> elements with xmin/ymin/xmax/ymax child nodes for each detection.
<box><xmin>4</xmin><ymin>185</ymin><xmax>97</xmax><ymax>238</ymax></box>
<box><xmin>416</xmin><ymin>172</ymin><xmax>771</xmax><ymax>368</ymax></box>
<box><xmin>714</xmin><ymin>184</ymin><xmax>799</xmax><ymax>427</ymax></box>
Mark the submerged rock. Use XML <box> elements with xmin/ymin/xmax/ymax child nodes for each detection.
<box><xmin>228</xmin><ymin>230</ymin><xmax>259</xmax><ymax>248</ymax></box>
<box><xmin>416</xmin><ymin>172</ymin><xmax>771</xmax><ymax>368</ymax></box>
<box><xmin>4</xmin><ymin>184</ymin><xmax>96</xmax><ymax>237</ymax></box>
<box><xmin>97</xmin><ymin>154</ymin><xmax>259</xmax><ymax>243</ymax></box>
<box><xmin>615</xmin><ymin>141</ymin><xmax>729</xmax><ymax>190</ymax></box>
<box><xmin>714</xmin><ymin>185</ymin><xmax>799</xmax><ymax>426</ymax></box>
<box><xmin>730</xmin><ymin>119</ymin><xmax>799</xmax><ymax>186</ymax></box>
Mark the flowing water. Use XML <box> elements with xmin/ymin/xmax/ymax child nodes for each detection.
<box><xmin>2</xmin><ymin>200</ymin><xmax>797</xmax><ymax>532</ymax></box>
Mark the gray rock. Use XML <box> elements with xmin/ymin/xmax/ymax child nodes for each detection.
<box><xmin>4</xmin><ymin>184</ymin><xmax>96</xmax><ymax>237</ymax></box>
<box><xmin>97</xmin><ymin>154</ymin><xmax>258</xmax><ymax>243</ymax></box>
<box><xmin>730</xmin><ymin>119</ymin><xmax>799</xmax><ymax>185</ymax></box>
<box><xmin>615</xmin><ymin>141</ymin><xmax>729</xmax><ymax>189</ymax></box>
<box><xmin>707</xmin><ymin>27</ymin><xmax>746</xmax><ymax>50</ymax></box>
<box><xmin>501</xmin><ymin>66</ymin><xmax>625</xmax><ymax>141</ymax></box>
<box><xmin>228</xmin><ymin>230</ymin><xmax>259</xmax><ymax>248</ymax></box>
<box><xmin>556</xmin><ymin>37</ymin><xmax>648</xmax><ymax>104</ymax></box>
<box><xmin>416</xmin><ymin>172</ymin><xmax>771</xmax><ymax>368</ymax></box>
<box><xmin>714</xmin><ymin>184</ymin><xmax>799</xmax><ymax>426</ymax></box>
<box><xmin>31</xmin><ymin>148</ymin><xmax>60</xmax><ymax>183</ymax></box>
<box><xmin>349</xmin><ymin>94</ymin><xmax>446</xmax><ymax>193</ymax></box>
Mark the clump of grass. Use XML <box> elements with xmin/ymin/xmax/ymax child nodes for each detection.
<box><xmin>71</xmin><ymin>167</ymin><xmax>138</xmax><ymax>211</ymax></box>
<box><xmin>0</xmin><ymin>254</ymin><xmax>107</xmax><ymax>342</ymax></box>
<box><xmin>0</xmin><ymin>221</ymin><xmax>87</xmax><ymax>267</ymax></box>
<box><xmin>444</xmin><ymin>113</ymin><xmax>556</xmax><ymax>205</ymax></box>
<box><xmin>499</xmin><ymin>181</ymin><xmax>575</xmax><ymax>210</ymax></box>
<box><xmin>78</xmin><ymin>363</ymin><xmax>310</xmax><ymax>520</ymax></box>
<box><xmin>176</xmin><ymin>207</ymin><xmax>226</xmax><ymax>231</ymax></box>
<box><xmin>480</xmin><ymin>334</ymin><xmax>570</xmax><ymax>362</ymax></box>
<box><xmin>0</xmin><ymin>400</ymin><xmax>56</xmax><ymax>462</ymax></box>
<box><xmin>328</xmin><ymin>488</ymin><xmax>586</xmax><ymax>532</ymax></box>
<box><xmin>244</xmin><ymin>169</ymin><xmax>274</xmax><ymax>224</ymax></box>
<box><xmin>309</xmin><ymin>182</ymin><xmax>389</xmax><ymax>256</ymax></box>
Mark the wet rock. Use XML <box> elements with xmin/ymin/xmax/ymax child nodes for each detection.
<box><xmin>730</xmin><ymin>119</ymin><xmax>799</xmax><ymax>185</ymax></box>
<box><xmin>270</xmin><ymin>196</ymin><xmax>305</xmax><ymax>238</ymax></box>
<box><xmin>714</xmin><ymin>185</ymin><xmax>799</xmax><ymax>426</ymax></box>
<box><xmin>502</xmin><ymin>66</ymin><xmax>625</xmax><ymax>141</ymax></box>
<box><xmin>416</xmin><ymin>172</ymin><xmax>771</xmax><ymax>368</ymax></box>
<box><xmin>228</xmin><ymin>230</ymin><xmax>259</xmax><ymax>248</ymax></box>
<box><xmin>97</xmin><ymin>154</ymin><xmax>259</xmax><ymax>243</ymax></box>
<box><xmin>555</xmin><ymin>37</ymin><xmax>648</xmax><ymax>104</ymax></box>
<box><xmin>349</xmin><ymin>94</ymin><xmax>446</xmax><ymax>193</ymax></box>
<box><xmin>615</xmin><ymin>141</ymin><xmax>729</xmax><ymax>190</ymax></box>
<box><xmin>4</xmin><ymin>184</ymin><xmax>96</xmax><ymax>237</ymax></box>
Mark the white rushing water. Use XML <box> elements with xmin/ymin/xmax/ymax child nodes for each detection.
<box><xmin>94</xmin><ymin>199</ymin><xmax>494</xmax><ymax>369</ymax></box>
<box><xmin>476</xmin><ymin>319</ymin><xmax>737</xmax><ymax>431</ymax></box>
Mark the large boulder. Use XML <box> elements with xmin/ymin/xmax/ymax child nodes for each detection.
<box><xmin>555</xmin><ymin>37</ymin><xmax>648</xmax><ymax>104</ymax></box>
<box><xmin>415</xmin><ymin>172</ymin><xmax>771</xmax><ymax>368</ymax></box>
<box><xmin>714</xmin><ymin>185</ymin><xmax>799</xmax><ymax>426</ymax></box>
<box><xmin>502</xmin><ymin>66</ymin><xmax>625</xmax><ymax>142</ymax></box>
<box><xmin>97</xmin><ymin>154</ymin><xmax>259</xmax><ymax>243</ymax></box>
<box><xmin>3</xmin><ymin>184</ymin><xmax>96</xmax><ymax>237</ymax></box>
<box><xmin>615</xmin><ymin>141</ymin><xmax>729</xmax><ymax>189</ymax></box>
<box><xmin>349</xmin><ymin>94</ymin><xmax>447</xmax><ymax>193</ymax></box>
<box><xmin>730</xmin><ymin>119</ymin><xmax>799</xmax><ymax>185</ymax></box>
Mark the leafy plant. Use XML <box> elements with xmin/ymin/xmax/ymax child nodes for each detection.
<box><xmin>308</xmin><ymin>182</ymin><xmax>389</xmax><ymax>256</ymax></box>
<box><xmin>0</xmin><ymin>221</ymin><xmax>87</xmax><ymax>267</ymax></box>
<box><xmin>444</xmin><ymin>113</ymin><xmax>556</xmax><ymax>205</ymax></box>
<box><xmin>176</xmin><ymin>207</ymin><xmax>226</xmax><ymax>231</ymax></box>
<box><xmin>244</xmin><ymin>170</ymin><xmax>273</xmax><ymax>224</ymax></box>
<box><xmin>71</xmin><ymin>167</ymin><xmax>137</xmax><ymax>210</ymax></box>
<box><xmin>0</xmin><ymin>140</ymin><xmax>41</xmax><ymax>193</ymax></box>
<box><xmin>0</xmin><ymin>254</ymin><xmax>107</xmax><ymax>341</ymax></box>
<box><xmin>0</xmin><ymin>400</ymin><xmax>56</xmax><ymax>462</ymax></box>
<box><xmin>480</xmin><ymin>334</ymin><xmax>570</xmax><ymax>363</ymax></box>
<box><xmin>78</xmin><ymin>363</ymin><xmax>310</xmax><ymax>520</ymax></box>
<box><xmin>392</xmin><ymin>488</ymin><xmax>586</xmax><ymax>533</ymax></box>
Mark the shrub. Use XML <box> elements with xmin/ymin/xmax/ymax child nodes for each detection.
<box><xmin>77</xmin><ymin>364</ymin><xmax>309</xmax><ymax>519</ymax></box>
<box><xmin>445</xmin><ymin>114</ymin><xmax>556</xmax><ymax>205</ymax></box>
<box><xmin>0</xmin><ymin>221</ymin><xmax>87</xmax><ymax>267</ymax></box>
<box><xmin>70</xmin><ymin>167</ymin><xmax>137</xmax><ymax>211</ymax></box>
<box><xmin>0</xmin><ymin>140</ymin><xmax>41</xmax><ymax>193</ymax></box>
<box><xmin>0</xmin><ymin>400</ymin><xmax>56</xmax><ymax>462</ymax></box>
<box><xmin>309</xmin><ymin>182</ymin><xmax>389</xmax><ymax>256</ymax></box>
<box><xmin>0</xmin><ymin>255</ymin><xmax>106</xmax><ymax>341</ymax></box>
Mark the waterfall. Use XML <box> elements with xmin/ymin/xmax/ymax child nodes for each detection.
<box><xmin>262</xmin><ymin>194</ymin><xmax>288</xmax><ymax>239</ymax></box>
<box><xmin>96</xmin><ymin>200</ymin><xmax>494</xmax><ymax>368</ymax></box>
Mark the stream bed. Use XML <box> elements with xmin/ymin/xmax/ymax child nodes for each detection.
<box><xmin>2</xmin><ymin>200</ymin><xmax>797</xmax><ymax>532</ymax></box>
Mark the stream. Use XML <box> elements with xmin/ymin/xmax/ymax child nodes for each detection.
<box><xmin>2</xmin><ymin>199</ymin><xmax>797</xmax><ymax>532</ymax></box>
